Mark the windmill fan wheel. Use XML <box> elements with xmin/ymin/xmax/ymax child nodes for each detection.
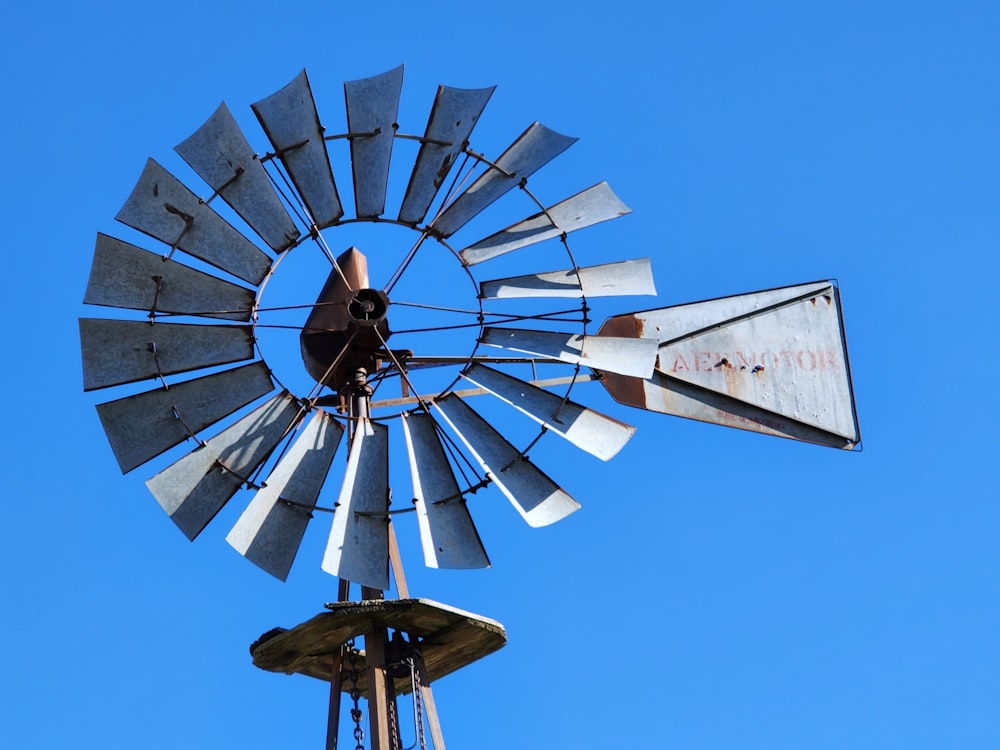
<box><xmin>80</xmin><ymin>66</ymin><xmax>655</xmax><ymax>591</ymax></box>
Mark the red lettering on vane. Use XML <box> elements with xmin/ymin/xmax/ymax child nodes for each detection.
<box><xmin>669</xmin><ymin>349</ymin><xmax>841</xmax><ymax>373</ymax></box>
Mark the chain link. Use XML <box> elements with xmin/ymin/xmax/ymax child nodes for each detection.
<box><xmin>347</xmin><ymin>638</ymin><xmax>364</xmax><ymax>750</ymax></box>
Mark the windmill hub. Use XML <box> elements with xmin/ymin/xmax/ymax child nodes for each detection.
<box><xmin>348</xmin><ymin>288</ymin><xmax>389</xmax><ymax>326</ymax></box>
<box><xmin>300</xmin><ymin>246</ymin><xmax>392</xmax><ymax>389</ymax></box>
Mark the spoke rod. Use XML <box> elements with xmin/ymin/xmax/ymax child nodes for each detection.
<box><xmin>368</xmin><ymin>373</ymin><xmax>596</xmax><ymax>409</ymax></box>
<box><xmin>392</xmin><ymin>355</ymin><xmax>574</xmax><ymax>366</ymax></box>
<box><xmin>254</xmin><ymin>316</ymin><xmax>576</xmax><ymax>334</ymax></box>
<box><xmin>393</xmin><ymin>300</ymin><xmax>584</xmax><ymax>318</ymax></box>
<box><xmin>255</xmin><ymin>300</ymin><xmax>344</xmax><ymax>314</ymax></box>
<box><xmin>253</xmin><ymin>323</ymin><xmax>358</xmax><ymax>333</ymax></box>
<box><xmin>311</xmin><ymin>229</ymin><xmax>355</xmax><ymax>292</ymax></box>
<box><xmin>391</xmin><ymin>300</ymin><xmax>484</xmax><ymax>316</ymax></box>
<box><xmin>382</xmin><ymin>230</ymin><xmax>431</xmax><ymax>295</ymax></box>
<box><xmin>392</xmin><ymin>314</ymin><xmax>583</xmax><ymax>335</ymax></box>
<box><xmin>142</xmin><ymin>299</ymin><xmax>345</xmax><ymax>318</ymax></box>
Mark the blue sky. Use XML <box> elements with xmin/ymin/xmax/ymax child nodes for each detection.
<box><xmin>2</xmin><ymin>1</ymin><xmax>999</xmax><ymax>748</ymax></box>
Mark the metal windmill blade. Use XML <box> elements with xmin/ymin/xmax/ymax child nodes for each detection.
<box><xmin>95</xmin><ymin>362</ymin><xmax>275</xmax><ymax>474</ymax></box>
<box><xmin>321</xmin><ymin>418</ymin><xmax>390</xmax><ymax>590</ymax></box>
<box><xmin>430</xmin><ymin>122</ymin><xmax>579</xmax><ymax>238</ymax></box>
<box><xmin>401</xmin><ymin>411</ymin><xmax>490</xmax><ymax>570</ymax></box>
<box><xmin>146</xmin><ymin>392</ymin><xmax>302</xmax><ymax>540</ymax></box>
<box><xmin>344</xmin><ymin>65</ymin><xmax>404</xmax><ymax>219</ymax></box>
<box><xmin>175</xmin><ymin>103</ymin><xmax>300</xmax><ymax>251</ymax></box>
<box><xmin>480</xmin><ymin>326</ymin><xmax>659</xmax><ymax>379</ymax></box>
<box><xmin>116</xmin><ymin>160</ymin><xmax>273</xmax><ymax>286</ymax></box>
<box><xmin>252</xmin><ymin>69</ymin><xmax>344</xmax><ymax>229</ymax></box>
<box><xmin>80</xmin><ymin>319</ymin><xmax>254</xmax><ymax>392</ymax></box>
<box><xmin>227</xmin><ymin>409</ymin><xmax>345</xmax><ymax>581</ymax></box>
<box><xmin>84</xmin><ymin>233</ymin><xmax>256</xmax><ymax>321</ymax></box>
<box><xmin>478</xmin><ymin>258</ymin><xmax>656</xmax><ymax>299</ymax></box>
<box><xmin>398</xmin><ymin>84</ymin><xmax>495</xmax><ymax>225</ymax></box>
<box><xmin>459</xmin><ymin>364</ymin><xmax>635</xmax><ymax>461</ymax></box>
<box><xmin>460</xmin><ymin>181</ymin><xmax>631</xmax><ymax>265</ymax></box>
<box><xmin>432</xmin><ymin>393</ymin><xmax>580</xmax><ymax>528</ymax></box>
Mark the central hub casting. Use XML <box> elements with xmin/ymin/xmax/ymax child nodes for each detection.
<box><xmin>300</xmin><ymin>247</ymin><xmax>391</xmax><ymax>390</ymax></box>
<box><xmin>348</xmin><ymin>288</ymin><xmax>389</xmax><ymax>326</ymax></box>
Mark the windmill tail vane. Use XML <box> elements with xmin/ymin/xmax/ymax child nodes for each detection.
<box><xmin>80</xmin><ymin>64</ymin><xmax>860</xmax><ymax>749</ymax></box>
<box><xmin>595</xmin><ymin>279</ymin><xmax>860</xmax><ymax>450</ymax></box>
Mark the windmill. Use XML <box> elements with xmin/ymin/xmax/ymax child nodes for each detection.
<box><xmin>81</xmin><ymin>66</ymin><xmax>860</xmax><ymax>749</ymax></box>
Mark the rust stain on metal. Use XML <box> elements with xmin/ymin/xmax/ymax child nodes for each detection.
<box><xmin>597</xmin><ymin>311</ymin><xmax>644</xmax><ymax>339</ymax></box>
<box><xmin>593</xmin><ymin>370</ymin><xmax>648</xmax><ymax>410</ymax></box>
<box><xmin>721</xmin><ymin>358</ymin><xmax>742</xmax><ymax>396</ymax></box>
<box><xmin>593</xmin><ymin>313</ymin><xmax>650</xmax><ymax>408</ymax></box>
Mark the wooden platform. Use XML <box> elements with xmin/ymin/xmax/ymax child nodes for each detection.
<box><xmin>250</xmin><ymin>598</ymin><xmax>506</xmax><ymax>696</ymax></box>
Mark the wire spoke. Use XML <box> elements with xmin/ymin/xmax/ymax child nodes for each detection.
<box><xmin>383</xmin><ymin>230</ymin><xmax>432</xmax><ymax>295</ymax></box>
<box><xmin>386</xmin><ymin>354</ymin><xmax>571</xmax><ymax>367</ymax></box>
<box><xmin>392</xmin><ymin>300</ymin><xmax>585</xmax><ymax>318</ymax></box>
<box><xmin>391</xmin><ymin>300</ymin><xmax>484</xmax><ymax>316</ymax></box>
<box><xmin>391</xmin><ymin>310</ymin><xmax>586</xmax><ymax>336</ymax></box>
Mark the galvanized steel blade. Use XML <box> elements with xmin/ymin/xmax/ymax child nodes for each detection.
<box><xmin>460</xmin><ymin>182</ymin><xmax>631</xmax><ymax>265</ymax></box>
<box><xmin>430</xmin><ymin>123</ymin><xmax>578</xmax><ymax>238</ymax></box>
<box><xmin>252</xmin><ymin>69</ymin><xmax>344</xmax><ymax>228</ymax></box>
<box><xmin>397</xmin><ymin>84</ymin><xmax>495</xmax><ymax>225</ymax></box>
<box><xmin>480</xmin><ymin>327</ymin><xmax>658</xmax><ymax>379</ymax></box>
<box><xmin>654</xmin><ymin>284</ymin><xmax>858</xmax><ymax>441</ymax></box>
<box><xmin>400</xmin><ymin>412</ymin><xmax>490</xmax><ymax>569</ymax></box>
<box><xmin>460</xmin><ymin>364</ymin><xmax>634</xmax><ymax>461</ymax></box>
<box><xmin>479</xmin><ymin>258</ymin><xmax>656</xmax><ymax>300</ymax></box>
<box><xmin>432</xmin><ymin>394</ymin><xmax>580</xmax><ymax>528</ymax></box>
<box><xmin>321</xmin><ymin>419</ymin><xmax>390</xmax><ymax>590</ymax></box>
<box><xmin>226</xmin><ymin>410</ymin><xmax>345</xmax><ymax>580</ymax></box>
<box><xmin>175</xmin><ymin>103</ymin><xmax>300</xmax><ymax>251</ymax></box>
<box><xmin>80</xmin><ymin>319</ymin><xmax>254</xmax><ymax>392</ymax></box>
<box><xmin>146</xmin><ymin>392</ymin><xmax>300</xmax><ymax>540</ymax></box>
<box><xmin>95</xmin><ymin>361</ymin><xmax>274</xmax><ymax>474</ymax></box>
<box><xmin>115</xmin><ymin>159</ymin><xmax>272</xmax><ymax>285</ymax></box>
<box><xmin>344</xmin><ymin>65</ymin><xmax>404</xmax><ymax>219</ymax></box>
<box><xmin>83</xmin><ymin>234</ymin><xmax>255</xmax><ymax>321</ymax></box>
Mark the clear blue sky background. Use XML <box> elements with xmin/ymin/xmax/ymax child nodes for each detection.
<box><xmin>2</xmin><ymin>1</ymin><xmax>999</xmax><ymax>748</ymax></box>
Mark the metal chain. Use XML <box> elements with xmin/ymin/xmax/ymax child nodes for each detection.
<box><xmin>347</xmin><ymin>638</ymin><xmax>365</xmax><ymax>750</ymax></box>
<box><xmin>410</xmin><ymin>659</ymin><xmax>426</xmax><ymax>750</ymax></box>
<box><xmin>387</xmin><ymin>690</ymin><xmax>401</xmax><ymax>750</ymax></box>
